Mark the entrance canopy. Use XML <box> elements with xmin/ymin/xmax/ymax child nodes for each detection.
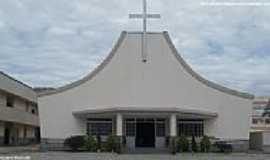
<box><xmin>72</xmin><ymin>106</ymin><xmax>217</xmax><ymax>119</ymax></box>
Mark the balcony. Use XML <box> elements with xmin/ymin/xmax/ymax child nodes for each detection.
<box><xmin>0</xmin><ymin>105</ymin><xmax>39</xmax><ymax>126</ymax></box>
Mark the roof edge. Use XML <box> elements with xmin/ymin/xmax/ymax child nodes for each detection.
<box><xmin>38</xmin><ymin>31</ymin><xmax>127</xmax><ymax>97</ymax></box>
<box><xmin>0</xmin><ymin>71</ymin><xmax>37</xmax><ymax>102</ymax></box>
<box><xmin>163</xmin><ymin>31</ymin><xmax>254</xmax><ymax>100</ymax></box>
<box><xmin>0</xmin><ymin>71</ymin><xmax>33</xmax><ymax>90</ymax></box>
<box><xmin>72</xmin><ymin>106</ymin><xmax>218</xmax><ymax>117</ymax></box>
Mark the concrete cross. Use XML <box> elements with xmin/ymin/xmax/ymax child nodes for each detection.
<box><xmin>129</xmin><ymin>0</ymin><xmax>161</xmax><ymax>62</ymax></box>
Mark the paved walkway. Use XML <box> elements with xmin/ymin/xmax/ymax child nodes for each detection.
<box><xmin>0</xmin><ymin>145</ymin><xmax>39</xmax><ymax>154</ymax></box>
<box><xmin>1</xmin><ymin>152</ymin><xmax>270</xmax><ymax>160</ymax></box>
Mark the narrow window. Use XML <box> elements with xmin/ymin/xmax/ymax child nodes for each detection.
<box><xmin>265</xmin><ymin>119</ymin><xmax>270</xmax><ymax>124</ymax></box>
<box><xmin>252</xmin><ymin>118</ymin><xmax>258</xmax><ymax>124</ymax></box>
<box><xmin>126</xmin><ymin>119</ymin><xmax>135</xmax><ymax>136</ymax></box>
<box><xmin>25</xmin><ymin>102</ymin><xmax>29</xmax><ymax>112</ymax></box>
<box><xmin>31</xmin><ymin>108</ymin><xmax>36</xmax><ymax>114</ymax></box>
<box><xmin>24</xmin><ymin>127</ymin><xmax>27</xmax><ymax>138</ymax></box>
<box><xmin>6</xmin><ymin>96</ymin><xmax>14</xmax><ymax>107</ymax></box>
<box><xmin>156</xmin><ymin>119</ymin><xmax>165</xmax><ymax>137</ymax></box>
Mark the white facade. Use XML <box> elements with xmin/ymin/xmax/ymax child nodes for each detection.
<box><xmin>38</xmin><ymin>32</ymin><xmax>253</xmax><ymax>149</ymax></box>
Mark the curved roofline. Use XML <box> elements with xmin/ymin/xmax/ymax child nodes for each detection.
<box><xmin>39</xmin><ymin>31</ymin><xmax>254</xmax><ymax>99</ymax></box>
<box><xmin>39</xmin><ymin>31</ymin><xmax>127</xmax><ymax>97</ymax></box>
<box><xmin>163</xmin><ymin>31</ymin><xmax>254</xmax><ymax>99</ymax></box>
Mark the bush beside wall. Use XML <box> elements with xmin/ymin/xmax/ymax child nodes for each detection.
<box><xmin>84</xmin><ymin>135</ymin><xmax>98</xmax><ymax>152</ymax></box>
<box><xmin>177</xmin><ymin>135</ymin><xmax>189</xmax><ymax>152</ymax></box>
<box><xmin>64</xmin><ymin>135</ymin><xmax>85</xmax><ymax>151</ymax></box>
<box><xmin>191</xmin><ymin>136</ymin><xmax>198</xmax><ymax>152</ymax></box>
<box><xmin>200</xmin><ymin>136</ymin><xmax>211</xmax><ymax>152</ymax></box>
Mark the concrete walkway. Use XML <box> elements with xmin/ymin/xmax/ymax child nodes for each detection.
<box><xmin>1</xmin><ymin>152</ymin><xmax>270</xmax><ymax>160</ymax></box>
<box><xmin>0</xmin><ymin>145</ymin><xmax>40</xmax><ymax>154</ymax></box>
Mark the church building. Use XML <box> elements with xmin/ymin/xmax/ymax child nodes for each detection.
<box><xmin>38</xmin><ymin>31</ymin><xmax>253</xmax><ymax>152</ymax></box>
<box><xmin>38</xmin><ymin>0</ymin><xmax>254</xmax><ymax>152</ymax></box>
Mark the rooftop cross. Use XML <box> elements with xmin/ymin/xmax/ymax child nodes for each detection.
<box><xmin>129</xmin><ymin>0</ymin><xmax>161</xmax><ymax>62</ymax></box>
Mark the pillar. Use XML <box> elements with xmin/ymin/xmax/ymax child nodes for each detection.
<box><xmin>169</xmin><ymin>113</ymin><xmax>177</xmax><ymax>137</ymax></box>
<box><xmin>169</xmin><ymin>113</ymin><xmax>177</xmax><ymax>154</ymax></box>
<box><xmin>116</xmin><ymin>113</ymin><xmax>123</xmax><ymax>153</ymax></box>
<box><xmin>116</xmin><ymin>113</ymin><xmax>123</xmax><ymax>136</ymax></box>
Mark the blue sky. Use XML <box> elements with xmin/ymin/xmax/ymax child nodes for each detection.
<box><xmin>0</xmin><ymin>0</ymin><xmax>270</xmax><ymax>96</ymax></box>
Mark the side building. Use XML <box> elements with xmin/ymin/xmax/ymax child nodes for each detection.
<box><xmin>251</xmin><ymin>97</ymin><xmax>270</xmax><ymax>132</ymax></box>
<box><xmin>249</xmin><ymin>97</ymin><xmax>270</xmax><ymax>152</ymax></box>
<box><xmin>0</xmin><ymin>71</ymin><xmax>39</xmax><ymax>146</ymax></box>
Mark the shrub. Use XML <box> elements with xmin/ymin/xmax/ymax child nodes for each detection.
<box><xmin>177</xmin><ymin>135</ymin><xmax>189</xmax><ymax>152</ymax></box>
<box><xmin>215</xmin><ymin>141</ymin><xmax>232</xmax><ymax>153</ymax></box>
<box><xmin>170</xmin><ymin>137</ymin><xmax>177</xmax><ymax>154</ymax></box>
<box><xmin>96</xmin><ymin>135</ymin><xmax>102</xmax><ymax>151</ymax></box>
<box><xmin>114</xmin><ymin>136</ymin><xmax>122</xmax><ymax>154</ymax></box>
<box><xmin>84</xmin><ymin>135</ymin><xmax>98</xmax><ymax>152</ymax></box>
<box><xmin>64</xmin><ymin>135</ymin><xmax>85</xmax><ymax>151</ymax></box>
<box><xmin>106</xmin><ymin>135</ymin><xmax>117</xmax><ymax>152</ymax></box>
<box><xmin>200</xmin><ymin>136</ymin><xmax>211</xmax><ymax>152</ymax></box>
<box><xmin>191</xmin><ymin>135</ymin><xmax>198</xmax><ymax>152</ymax></box>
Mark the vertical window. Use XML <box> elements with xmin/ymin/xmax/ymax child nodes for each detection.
<box><xmin>156</xmin><ymin>119</ymin><xmax>165</xmax><ymax>137</ymax></box>
<box><xmin>265</xmin><ymin>119</ymin><xmax>270</xmax><ymax>124</ymax></box>
<box><xmin>6</xmin><ymin>96</ymin><xmax>14</xmax><ymax>107</ymax></box>
<box><xmin>24</xmin><ymin>127</ymin><xmax>27</xmax><ymax>138</ymax></box>
<box><xmin>252</xmin><ymin>118</ymin><xmax>258</xmax><ymax>124</ymax></box>
<box><xmin>25</xmin><ymin>102</ymin><xmax>29</xmax><ymax>112</ymax></box>
<box><xmin>126</xmin><ymin>119</ymin><xmax>135</xmax><ymax>136</ymax></box>
<box><xmin>31</xmin><ymin>108</ymin><xmax>36</xmax><ymax>115</ymax></box>
<box><xmin>178</xmin><ymin>120</ymin><xmax>204</xmax><ymax>137</ymax></box>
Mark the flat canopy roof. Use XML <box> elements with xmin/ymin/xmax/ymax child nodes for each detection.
<box><xmin>72</xmin><ymin>106</ymin><xmax>218</xmax><ymax>119</ymax></box>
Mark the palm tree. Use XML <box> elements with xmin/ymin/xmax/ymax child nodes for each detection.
<box><xmin>262</xmin><ymin>98</ymin><xmax>270</xmax><ymax>117</ymax></box>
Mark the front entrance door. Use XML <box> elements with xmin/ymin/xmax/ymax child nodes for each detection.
<box><xmin>136</xmin><ymin>122</ymin><xmax>155</xmax><ymax>147</ymax></box>
<box><xmin>4</xmin><ymin>127</ymin><xmax>10</xmax><ymax>145</ymax></box>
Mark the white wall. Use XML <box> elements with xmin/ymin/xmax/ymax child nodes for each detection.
<box><xmin>0</xmin><ymin>91</ymin><xmax>6</xmax><ymax>107</ymax></box>
<box><xmin>39</xmin><ymin>32</ymin><xmax>252</xmax><ymax>140</ymax></box>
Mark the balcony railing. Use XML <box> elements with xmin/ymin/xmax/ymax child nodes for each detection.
<box><xmin>0</xmin><ymin>104</ymin><xmax>39</xmax><ymax>126</ymax></box>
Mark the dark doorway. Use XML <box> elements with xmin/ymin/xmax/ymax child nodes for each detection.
<box><xmin>35</xmin><ymin>127</ymin><xmax>41</xmax><ymax>143</ymax></box>
<box><xmin>136</xmin><ymin>122</ymin><xmax>155</xmax><ymax>147</ymax></box>
<box><xmin>4</xmin><ymin>127</ymin><xmax>10</xmax><ymax>145</ymax></box>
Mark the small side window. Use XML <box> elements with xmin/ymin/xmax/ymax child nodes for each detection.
<box><xmin>31</xmin><ymin>108</ymin><xmax>36</xmax><ymax>115</ymax></box>
<box><xmin>252</xmin><ymin>119</ymin><xmax>258</xmax><ymax>124</ymax></box>
<box><xmin>6</xmin><ymin>96</ymin><xmax>14</xmax><ymax>107</ymax></box>
<box><xmin>265</xmin><ymin>119</ymin><xmax>270</xmax><ymax>124</ymax></box>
